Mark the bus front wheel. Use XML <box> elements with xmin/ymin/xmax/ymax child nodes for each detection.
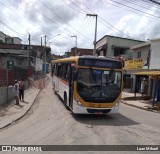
<box><xmin>64</xmin><ymin>94</ymin><xmax>70</xmax><ymax>111</ymax></box>
<box><xmin>53</xmin><ymin>83</ymin><xmax>57</xmax><ymax>95</ymax></box>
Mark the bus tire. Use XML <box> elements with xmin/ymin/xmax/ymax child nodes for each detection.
<box><xmin>64</xmin><ymin>93</ymin><xmax>70</xmax><ymax>111</ymax></box>
<box><xmin>53</xmin><ymin>83</ymin><xmax>57</xmax><ymax>95</ymax></box>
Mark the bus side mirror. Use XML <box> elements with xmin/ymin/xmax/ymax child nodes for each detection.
<box><xmin>73</xmin><ymin>71</ymin><xmax>78</xmax><ymax>81</ymax></box>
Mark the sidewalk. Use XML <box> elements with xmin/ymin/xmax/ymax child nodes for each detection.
<box><xmin>121</xmin><ymin>91</ymin><xmax>160</xmax><ymax>113</ymax></box>
<box><xmin>0</xmin><ymin>87</ymin><xmax>40</xmax><ymax>129</ymax></box>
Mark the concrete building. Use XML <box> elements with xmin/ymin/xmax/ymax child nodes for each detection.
<box><xmin>0</xmin><ymin>31</ymin><xmax>6</xmax><ymax>43</ymax></box>
<box><xmin>70</xmin><ymin>47</ymin><xmax>93</xmax><ymax>56</ymax></box>
<box><xmin>131</xmin><ymin>42</ymin><xmax>150</xmax><ymax>69</ymax></box>
<box><xmin>0</xmin><ymin>31</ymin><xmax>21</xmax><ymax>44</ymax></box>
<box><xmin>0</xmin><ymin>43</ymin><xmax>45</xmax><ymax>83</ymax></box>
<box><xmin>5</xmin><ymin>36</ymin><xmax>22</xmax><ymax>44</ymax></box>
<box><xmin>127</xmin><ymin>38</ymin><xmax>160</xmax><ymax>105</ymax></box>
<box><xmin>96</xmin><ymin>35</ymin><xmax>144</xmax><ymax>60</ymax></box>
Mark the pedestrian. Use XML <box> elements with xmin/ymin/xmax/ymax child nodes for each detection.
<box><xmin>19</xmin><ymin>78</ymin><xmax>25</xmax><ymax>102</ymax></box>
<box><xmin>134</xmin><ymin>83</ymin><xmax>139</xmax><ymax>98</ymax></box>
<box><xmin>140</xmin><ymin>78</ymin><xmax>147</xmax><ymax>97</ymax></box>
<box><xmin>13</xmin><ymin>80</ymin><xmax>19</xmax><ymax>105</ymax></box>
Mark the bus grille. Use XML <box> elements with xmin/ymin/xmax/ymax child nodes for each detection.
<box><xmin>87</xmin><ymin>109</ymin><xmax>111</xmax><ymax>114</ymax></box>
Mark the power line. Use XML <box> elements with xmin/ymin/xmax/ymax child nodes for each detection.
<box><xmin>101</xmin><ymin>0</ymin><xmax>160</xmax><ymax>20</ymax></box>
<box><xmin>108</xmin><ymin>0</ymin><xmax>160</xmax><ymax>19</ymax></box>
<box><xmin>0</xmin><ymin>0</ymin><xmax>43</xmax><ymax>33</ymax></box>
<box><xmin>123</xmin><ymin>0</ymin><xmax>157</xmax><ymax>11</ymax></box>
<box><xmin>143</xmin><ymin>0</ymin><xmax>160</xmax><ymax>6</ymax></box>
<box><xmin>39</xmin><ymin>0</ymin><xmax>92</xmax><ymax>41</ymax></box>
<box><xmin>69</xmin><ymin>0</ymin><xmax>90</xmax><ymax>14</ymax></box>
<box><xmin>80</xmin><ymin>17</ymin><xmax>93</xmax><ymax>34</ymax></box>
<box><xmin>75</xmin><ymin>0</ymin><xmax>133</xmax><ymax>38</ymax></box>
<box><xmin>61</xmin><ymin>0</ymin><xmax>85</xmax><ymax>14</ymax></box>
<box><xmin>0</xmin><ymin>19</ymin><xmax>24</xmax><ymax>36</ymax></box>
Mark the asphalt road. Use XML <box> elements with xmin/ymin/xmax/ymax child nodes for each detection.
<box><xmin>0</xmin><ymin>79</ymin><xmax>159</xmax><ymax>154</ymax></box>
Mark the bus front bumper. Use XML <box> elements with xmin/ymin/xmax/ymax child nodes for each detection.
<box><xmin>72</xmin><ymin>100</ymin><xmax>120</xmax><ymax>114</ymax></box>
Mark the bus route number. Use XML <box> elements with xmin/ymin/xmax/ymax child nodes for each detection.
<box><xmin>89</xmin><ymin>103</ymin><xmax>95</xmax><ymax>107</ymax></box>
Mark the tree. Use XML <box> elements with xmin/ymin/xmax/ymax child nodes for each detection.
<box><xmin>0</xmin><ymin>39</ymin><xmax>4</xmax><ymax>43</ymax></box>
<box><xmin>46</xmin><ymin>47</ymin><xmax>51</xmax><ymax>63</ymax></box>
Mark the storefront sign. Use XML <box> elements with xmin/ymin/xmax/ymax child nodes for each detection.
<box><xmin>124</xmin><ymin>59</ymin><xmax>144</xmax><ymax>70</ymax></box>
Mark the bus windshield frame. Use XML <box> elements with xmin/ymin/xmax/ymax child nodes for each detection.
<box><xmin>77</xmin><ymin>68</ymin><xmax>122</xmax><ymax>103</ymax></box>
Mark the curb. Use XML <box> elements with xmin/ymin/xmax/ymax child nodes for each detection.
<box><xmin>121</xmin><ymin>100</ymin><xmax>160</xmax><ymax>114</ymax></box>
<box><xmin>0</xmin><ymin>89</ymin><xmax>41</xmax><ymax>130</ymax></box>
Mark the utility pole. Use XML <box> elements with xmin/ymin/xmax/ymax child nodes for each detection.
<box><xmin>41</xmin><ymin>37</ymin><xmax>43</xmax><ymax>47</ymax></box>
<box><xmin>44</xmin><ymin>35</ymin><xmax>47</xmax><ymax>75</ymax></box>
<box><xmin>86</xmin><ymin>14</ymin><xmax>98</xmax><ymax>56</ymax></box>
<box><xmin>71</xmin><ymin>35</ymin><xmax>77</xmax><ymax>56</ymax></box>
<box><xmin>6</xmin><ymin>54</ymin><xmax>8</xmax><ymax>104</ymax></box>
<box><xmin>28</xmin><ymin>33</ymin><xmax>31</xmax><ymax>67</ymax></box>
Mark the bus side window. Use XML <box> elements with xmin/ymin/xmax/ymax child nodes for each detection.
<box><xmin>54</xmin><ymin>64</ymin><xmax>57</xmax><ymax>76</ymax></box>
<box><xmin>66</xmin><ymin>64</ymin><xmax>71</xmax><ymax>81</ymax></box>
<box><xmin>63</xmin><ymin>63</ymin><xmax>68</xmax><ymax>79</ymax></box>
<box><xmin>59</xmin><ymin>63</ymin><xmax>63</xmax><ymax>77</ymax></box>
<box><xmin>62</xmin><ymin>63</ymin><xmax>67</xmax><ymax>80</ymax></box>
<box><xmin>57</xmin><ymin>63</ymin><xmax>61</xmax><ymax>77</ymax></box>
<box><xmin>51</xmin><ymin>64</ymin><xmax>54</xmax><ymax>77</ymax></box>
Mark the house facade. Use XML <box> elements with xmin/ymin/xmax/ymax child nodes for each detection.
<box><xmin>96</xmin><ymin>35</ymin><xmax>144</xmax><ymax>60</ymax></box>
<box><xmin>70</xmin><ymin>47</ymin><xmax>93</xmax><ymax>56</ymax></box>
<box><xmin>0</xmin><ymin>43</ymin><xmax>45</xmax><ymax>83</ymax></box>
<box><xmin>150</xmin><ymin>38</ymin><xmax>160</xmax><ymax>69</ymax></box>
<box><xmin>0</xmin><ymin>31</ymin><xmax>21</xmax><ymax>44</ymax></box>
<box><xmin>127</xmin><ymin>38</ymin><xmax>160</xmax><ymax>104</ymax></box>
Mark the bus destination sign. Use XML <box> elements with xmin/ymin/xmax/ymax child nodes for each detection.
<box><xmin>78</xmin><ymin>58</ymin><xmax>122</xmax><ymax>69</ymax></box>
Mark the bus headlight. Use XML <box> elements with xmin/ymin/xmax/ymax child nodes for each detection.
<box><xmin>76</xmin><ymin>98</ymin><xmax>83</xmax><ymax>107</ymax></box>
<box><xmin>115</xmin><ymin>101</ymin><xmax>120</xmax><ymax>107</ymax></box>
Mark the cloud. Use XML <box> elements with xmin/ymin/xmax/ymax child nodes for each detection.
<box><xmin>108</xmin><ymin>6</ymin><xmax>160</xmax><ymax>41</ymax></box>
<box><xmin>1</xmin><ymin>0</ymin><xmax>160</xmax><ymax>56</ymax></box>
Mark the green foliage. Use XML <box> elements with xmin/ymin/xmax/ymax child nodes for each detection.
<box><xmin>46</xmin><ymin>47</ymin><xmax>51</xmax><ymax>63</ymax></box>
<box><xmin>0</xmin><ymin>39</ymin><xmax>4</xmax><ymax>43</ymax></box>
<box><xmin>46</xmin><ymin>47</ymin><xmax>51</xmax><ymax>56</ymax></box>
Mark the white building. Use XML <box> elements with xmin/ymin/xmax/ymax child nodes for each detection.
<box><xmin>0</xmin><ymin>31</ymin><xmax>21</xmax><ymax>44</ymax></box>
<box><xmin>0</xmin><ymin>31</ymin><xmax>6</xmax><ymax>43</ymax></box>
<box><xmin>150</xmin><ymin>38</ymin><xmax>160</xmax><ymax>69</ymax></box>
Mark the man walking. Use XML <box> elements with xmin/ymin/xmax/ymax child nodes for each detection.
<box><xmin>19</xmin><ymin>78</ymin><xmax>25</xmax><ymax>102</ymax></box>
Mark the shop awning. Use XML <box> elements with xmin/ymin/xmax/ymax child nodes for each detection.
<box><xmin>134</xmin><ymin>71</ymin><xmax>160</xmax><ymax>76</ymax></box>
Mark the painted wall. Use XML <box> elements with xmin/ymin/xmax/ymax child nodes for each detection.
<box><xmin>150</xmin><ymin>39</ymin><xmax>160</xmax><ymax>69</ymax></box>
<box><xmin>13</xmin><ymin>37</ymin><xmax>21</xmax><ymax>44</ymax></box>
<box><xmin>106</xmin><ymin>36</ymin><xmax>144</xmax><ymax>57</ymax></box>
<box><xmin>35</xmin><ymin>58</ymin><xmax>43</xmax><ymax>71</ymax></box>
<box><xmin>0</xmin><ymin>86</ymin><xmax>15</xmax><ymax>105</ymax></box>
<box><xmin>96</xmin><ymin>35</ymin><xmax>144</xmax><ymax>59</ymax></box>
<box><xmin>133</xmin><ymin>46</ymin><xmax>149</xmax><ymax>61</ymax></box>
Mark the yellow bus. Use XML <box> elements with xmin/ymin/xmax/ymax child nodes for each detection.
<box><xmin>51</xmin><ymin>56</ymin><xmax>123</xmax><ymax>114</ymax></box>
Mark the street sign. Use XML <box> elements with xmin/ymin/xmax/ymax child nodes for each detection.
<box><xmin>7</xmin><ymin>60</ymin><xmax>14</xmax><ymax>69</ymax></box>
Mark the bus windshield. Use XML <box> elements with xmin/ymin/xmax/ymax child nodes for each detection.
<box><xmin>77</xmin><ymin>68</ymin><xmax>122</xmax><ymax>103</ymax></box>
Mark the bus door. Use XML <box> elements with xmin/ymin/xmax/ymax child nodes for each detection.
<box><xmin>69</xmin><ymin>63</ymin><xmax>75</xmax><ymax>109</ymax></box>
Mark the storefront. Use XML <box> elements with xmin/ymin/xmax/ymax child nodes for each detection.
<box><xmin>134</xmin><ymin>70</ymin><xmax>160</xmax><ymax>107</ymax></box>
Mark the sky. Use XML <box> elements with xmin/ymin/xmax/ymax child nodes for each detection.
<box><xmin>0</xmin><ymin>0</ymin><xmax>160</xmax><ymax>55</ymax></box>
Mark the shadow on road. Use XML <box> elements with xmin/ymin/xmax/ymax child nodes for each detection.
<box><xmin>71</xmin><ymin>113</ymin><xmax>140</xmax><ymax>126</ymax></box>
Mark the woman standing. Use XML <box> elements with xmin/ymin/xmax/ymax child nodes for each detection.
<box><xmin>13</xmin><ymin>80</ymin><xmax>19</xmax><ymax>105</ymax></box>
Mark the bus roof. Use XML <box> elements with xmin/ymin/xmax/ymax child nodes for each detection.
<box><xmin>52</xmin><ymin>56</ymin><xmax>121</xmax><ymax>63</ymax></box>
<box><xmin>52</xmin><ymin>56</ymin><xmax>122</xmax><ymax>69</ymax></box>
<box><xmin>52</xmin><ymin>56</ymin><xmax>78</xmax><ymax>63</ymax></box>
